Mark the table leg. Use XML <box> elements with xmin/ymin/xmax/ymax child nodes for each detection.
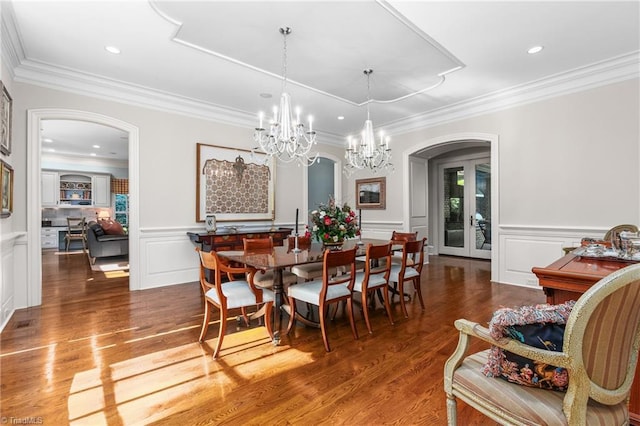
<box><xmin>272</xmin><ymin>267</ymin><xmax>284</xmax><ymax>345</ymax></box>
<box><xmin>388</xmin><ymin>284</ymin><xmax>411</xmax><ymax>302</ymax></box>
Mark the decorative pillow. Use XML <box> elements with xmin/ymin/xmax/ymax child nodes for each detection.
<box><xmin>482</xmin><ymin>300</ymin><xmax>575</xmax><ymax>391</ymax></box>
<box><xmin>99</xmin><ymin>219</ymin><xmax>125</xmax><ymax>235</ymax></box>
<box><xmin>89</xmin><ymin>222</ymin><xmax>105</xmax><ymax>237</ymax></box>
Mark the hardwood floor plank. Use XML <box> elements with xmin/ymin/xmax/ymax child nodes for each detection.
<box><xmin>1</xmin><ymin>250</ymin><xmax>545</xmax><ymax>424</ymax></box>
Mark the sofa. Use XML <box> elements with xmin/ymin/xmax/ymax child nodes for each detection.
<box><xmin>86</xmin><ymin>220</ymin><xmax>129</xmax><ymax>264</ymax></box>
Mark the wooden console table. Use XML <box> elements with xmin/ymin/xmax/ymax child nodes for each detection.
<box><xmin>532</xmin><ymin>253</ymin><xmax>640</xmax><ymax>423</ymax></box>
<box><xmin>187</xmin><ymin>227</ymin><xmax>293</xmax><ymax>252</ymax></box>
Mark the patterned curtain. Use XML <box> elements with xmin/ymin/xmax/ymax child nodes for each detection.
<box><xmin>111</xmin><ymin>178</ymin><xmax>129</xmax><ymax>194</ymax></box>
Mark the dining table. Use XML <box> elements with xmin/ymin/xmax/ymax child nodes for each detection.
<box><xmin>217</xmin><ymin>238</ymin><xmax>393</xmax><ymax>344</ymax></box>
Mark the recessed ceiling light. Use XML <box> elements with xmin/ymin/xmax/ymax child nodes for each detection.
<box><xmin>527</xmin><ymin>45</ymin><xmax>544</xmax><ymax>54</ymax></box>
<box><xmin>46</xmin><ymin>148</ymin><xmax>55</xmax><ymax>153</ymax></box>
<box><xmin>90</xmin><ymin>153</ymin><xmax>97</xmax><ymax>156</ymax></box>
<box><xmin>259</xmin><ymin>93</ymin><xmax>272</xmax><ymax>99</ymax></box>
<box><xmin>337</xmin><ymin>116</ymin><xmax>345</xmax><ymax>120</ymax></box>
<box><xmin>105</xmin><ymin>45</ymin><xmax>121</xmax><ymax>54</ymax></box>
<box><xmin>42</xmin><ymin>138</ymin><xmax>53</xmax><ymax>143</ymax></box>
<box><xmin>92</xmin><ymin>144</ymin><xmax>100</xmax><ymax>149</ymax></box>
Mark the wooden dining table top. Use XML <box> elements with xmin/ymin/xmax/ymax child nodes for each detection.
<box><xmin>217</xmin><ymin>238</ymin><xmax>394</xmax><ymax>270</ymax></box>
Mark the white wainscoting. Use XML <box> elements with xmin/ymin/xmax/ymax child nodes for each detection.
<box><xmin>136</xmin><ymin>223</ymin><xmax>599</xmax><ymax>294</ymax></box>
<box><xmin>498</xmin><ymin>224</ymin><xmax>606</xmax><ymax>289</ymax></box>
<box><xmin>1</xmin><ymin>233</ymin><xmax>27</xmax><ymax>333</ymax></box>
<box><xmin>360</xmin><ymin>221</ymin><xmax>404</xmax><ymax>240</ymax></box>
<box><xmin>139</xmin><ymin>227</ymin><xmax>201</xmax><ymax>290</ymax></box>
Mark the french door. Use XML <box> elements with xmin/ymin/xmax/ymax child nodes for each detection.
<box><xmin>438</xmin><ymin>158</ymin><xmax>491</xmax><ymax>259</ymax></box>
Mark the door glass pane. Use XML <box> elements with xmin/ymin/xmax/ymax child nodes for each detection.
<box><xmin>444</xmin><ymin>166</ymin><xmax>464</xmax><ymax>248</ymax></box>
<box><xmin>475</xmin><ymin>163</ymin><xmax>491</xmax><ymax>250</ymax></box>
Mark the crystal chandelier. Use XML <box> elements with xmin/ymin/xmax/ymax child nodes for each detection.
<box><xmin>254</xmin><ymin>27</ymin><xmax>318</xmax><ymax>166</ymax></box>
<box><xmin>345</xmin><ymin>69</ymin><xmax>392</xmax><ymax>174</ymax></box>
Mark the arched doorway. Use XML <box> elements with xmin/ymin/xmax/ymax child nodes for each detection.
<box><xmin>402</xmin><ymin>133</ymin><xmax>499</xmax><ymax>281</ymax></box>
<box><xmin>27</xmin><ymin>109</ymin><xmax>140</xmax><ymax>307</ymax></box>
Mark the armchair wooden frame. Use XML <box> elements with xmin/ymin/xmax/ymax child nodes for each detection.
<box><xmin>444</xmin><ymin>263</ymin><xmax>640</xmax><ymax>425</ymax></box>
<box><xmin>196</xmin><ymin>247</ymin><xmax>274</xmax><ymax>359</ymax></box>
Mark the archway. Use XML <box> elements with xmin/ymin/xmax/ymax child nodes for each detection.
<box><xmin>401</xmin><ymin>132</ymin><xmax>499</xmax><ymax>281</ymax></box>
<box><xmin>27</xmin><ymin>109</ymin><xmax>140</xmax><ymax>307</ymax></box>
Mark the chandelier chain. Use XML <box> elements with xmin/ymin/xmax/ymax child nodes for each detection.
<box><xmin>281</xmin><ymin>27</ymin><xmax>289</xmax><ymax>94</ymax></box>
<box><xmin>344</xmin><ymin>68</ymin><xmax>393</xmax><ymax>175</ymax></box>
<box><xmin>254</xmin><ymin>27</ymin><xmax>318</xmax><ymax>167</ymax></box>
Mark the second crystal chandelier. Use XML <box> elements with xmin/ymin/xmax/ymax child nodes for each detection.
<box><xmin>254</xmin><ymin>27</ymin><xmax>318</xmax><ymax>166</ymax></box>
<box><xmin>345</xmin><ymin>69</ymin><xmax>392</xmax><ymax>174</ymax></box>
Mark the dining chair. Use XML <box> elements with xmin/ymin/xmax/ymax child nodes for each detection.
<box><xmin>287</xmin><ymin>235</ymin><xmax>338</xmax><ymax>281</ymax></box>
<box><xmin>195</xmin><ymin>247</ymin><xmax>274</xmax><ymax>359</ymax></box>
<box><xmin>389</xmin><ymin>230</ymin><xmax>418</xmax><ymax>265</ymax></box>
<box><xmin>388</xmin><ymin>237</ymin><xmax>427</xmax><ymax>318</ymax></box>
<box><xmin>444</xmin><ymin>263</ymin><xmax>640</xmax><ymax>425</ymax></box>
<box><xmin>352</xmin><ymin>242</ymin><xmax>394</xmax><ymax>334</ymax></box>
<box><xmin>65</xmin><ymin>217</ymin><xmax>87</xmax><ymax>252</ymax></box>
<box><xmin>286</xmin><ymin>246</ymin><xmax>359</xmax><ymax>352</ymax></box>
<box><xmin>243</xmin><ymin>237</ymin><xmax>298</xmax><ymax>289</ymax></box>
<box><xmin>391</xmin><ymin>231</ymin><xmax>418</xmax><ymax>242</ymax></box>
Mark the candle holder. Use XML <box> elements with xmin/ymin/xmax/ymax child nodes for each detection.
<box><xmin>292</xmin><ymin>233</ymin><xmax>302</xmax><ymax>253</ymax></box>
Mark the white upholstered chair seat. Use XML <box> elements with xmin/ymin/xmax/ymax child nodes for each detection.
<box><xmin>388</xmin><ymin>264</ymin><xmax>419</xmax><ymax>282</ymax></box>
<box><xmin>290</xmin><ymin>263</ymin><xmax>337</xmax><ymax>281</ymax></box>
<box><xmin>352</xmin><ymin>271</ymin><xmax>387</xmax><ymax>293</ymax></box>
<box><xmin>287</xmin><ymin>279</ymin><xmax>351</xmax><ymax>305</ymax></box>
<box><xmin>205</xmin><ymin>281</ymin><xmax>274</xmax><ymax>309</ymax></box>
<box><xmin>252</xmin><ymin>269</ymin><xmax>298</xmax><ymax>288</ymax></box>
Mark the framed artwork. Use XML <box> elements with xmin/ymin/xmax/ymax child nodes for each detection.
<box><xmin>196</xmin><ymin>143</ymin><xmax>275</xmax><ymax>222</ymax></box>
<box><xmin>356</xmin><ymin>177</ymin><xmax>386</xmax><ymax>210</ymax></box>
<box><xmin>1</xmin><ymin>160</ymin><xmax>13</xmax><ymax>218</ymax></box>
<box><xmin>0</xmin><ymin>83</ymin><xmax>12</xmax><ymax>156</ymax></box>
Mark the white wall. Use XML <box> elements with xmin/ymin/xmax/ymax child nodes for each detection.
<box><xmin>2</xmin><ymin>73</ymin><xmax>639</xmax><ymax>330</ymax></box>
<box><xmin>349</xmin><ymin>78</ymin><xmax>639</xmax><ymax>288</ymax></box>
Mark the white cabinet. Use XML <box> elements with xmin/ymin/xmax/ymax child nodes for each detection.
<box><xmin>92</xmin><ymin>174</ymin><xmax>111</xmax><ymax>207</ymax></box>
<box><xmin>41</xmin><ymin>170</ymin><xmax>111</xmax><ymax>208</ymax></box>
<box><xmin>41</xmin><ymin>227</ymin><xmax>59</xmax><ymax>249</ymax></box>
<box><xmin>41</xmin><ymin>171</ymin><xmax>59</xmax><ymax>207</ymax></box>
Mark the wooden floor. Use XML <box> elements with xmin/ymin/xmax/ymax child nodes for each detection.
<box><xmin>1</xmin><ymin>250</ymin><xmax>545</xmax><ymax>425</ymax></box>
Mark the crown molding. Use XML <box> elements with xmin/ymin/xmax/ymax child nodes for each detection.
<box><xmin>383</xmin><ymin>51</ymin><xmax>640</xmax><ymax>136</ymax></box>
<box><xmin>3</xmin><ymin>0</ymin><xmax>637</xmax><ymax>148</ymax></box>
<box><xmin>1</xmin><ymin>1</ymin><xmax>25</xmax><ymax>79</ymax></box>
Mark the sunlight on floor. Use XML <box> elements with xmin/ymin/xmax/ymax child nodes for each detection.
<box><xmin>66</xmin><ymin>327</ymin><xmax>316</xmax><ymax>424</ymax></box>
<box><xmin>103</xmin><ymin>270</ymin><xmax>129</xmax><ymax>279</ymax></box>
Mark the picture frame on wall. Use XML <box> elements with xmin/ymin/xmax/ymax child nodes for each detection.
<box><xmin>1</xmin><ymin>160</ymin><xmax>13</xmax><ymax>218</ymax></box>
<box><xmin>356</xmin><ymin>177</ymin><xmax>386</xmax><ymax>210</ymax></box>
<box><xmin>0</xmin><ymin>83</ymin><xmax>12</xmax><ymax>156</ymax></box>
<box><xmin>196</xmin><ymin>143</ymin><xmax>275</xmax><ymax>222</ymax></box>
